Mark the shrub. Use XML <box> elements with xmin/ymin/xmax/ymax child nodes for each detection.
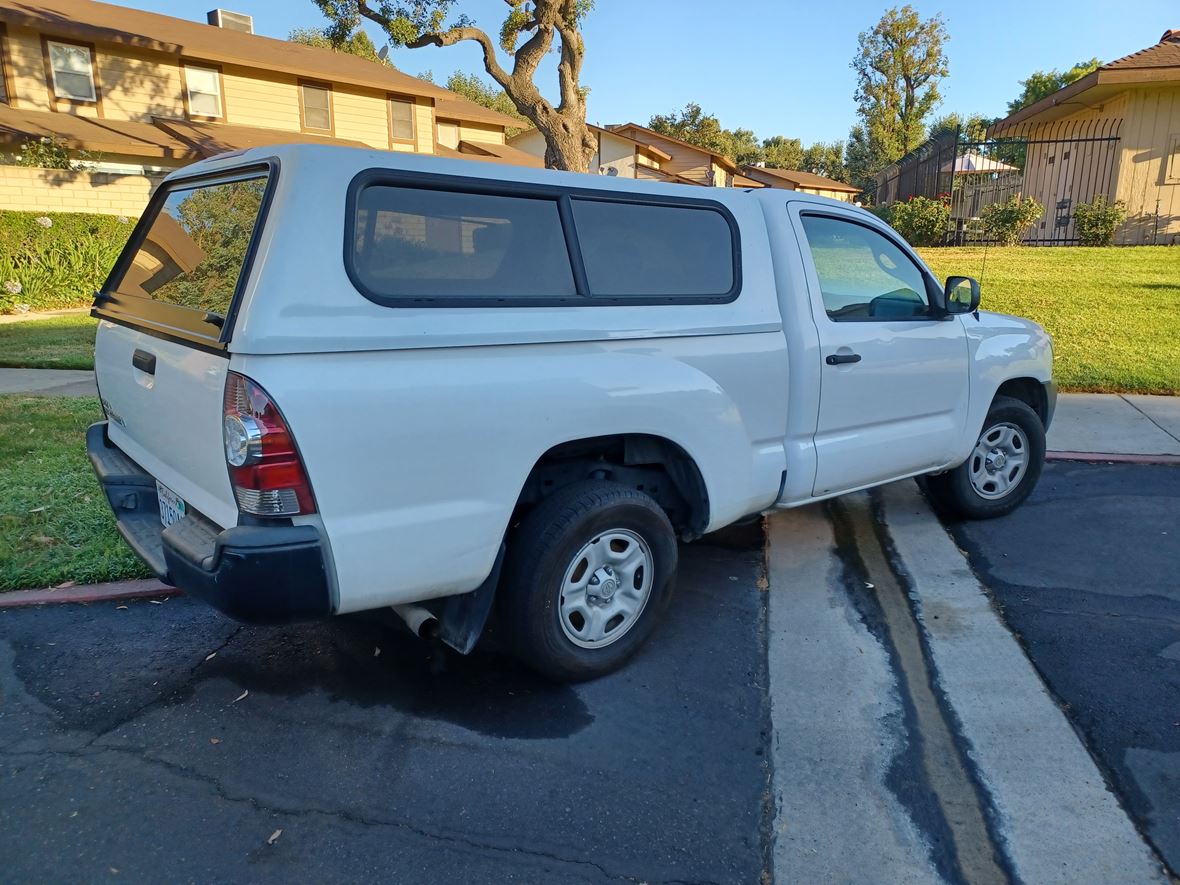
<box><xmin>1073</xmin><ymin>196</ymin><xmax>1126</xmax><ymax>246</ymax></box>
<box><xmin>3</xmin><ymin>136</ymin><xmax>99</xmax><ymax>171</ymax></box>
<box><xmin>980</xmin><ymin>194</ymin><xmax>1044</xmax><ymax>246</ymax></box>
<box><xmin>0</xmin><ymin>211</ymin><xmax>134</xmax><ymax>313</ymax></box>
<box><xmin>888</xmin><ymin>195</ymin><xmax>950</xmax><ymax>247</ymax></box>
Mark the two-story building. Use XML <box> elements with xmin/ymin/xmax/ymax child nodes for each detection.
<box><xmin>0</xmin><ymin>0</ymin><xmax>533</xmax><ymax>214</ymax></box>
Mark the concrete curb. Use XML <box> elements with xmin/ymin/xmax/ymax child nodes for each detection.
<box><xmin>0</xmin><ymin>579</ymin><xmax>179</xmax><ymax>608</ymax></box>
<box><xmin>1047</xmin><ymin>450</ymin><xmax>1180</xmax><ymax>466</ymax></box>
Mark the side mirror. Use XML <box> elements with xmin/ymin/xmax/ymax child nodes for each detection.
<box><xmin>944</xmin><ymin>276</ymin><xmax>980</xmax><ymax>314</ymax></box>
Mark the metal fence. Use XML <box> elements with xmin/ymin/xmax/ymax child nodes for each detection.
<box><xmin>872</xmin><ymin>118</ymin><xmax>1123</xmax><ymax>245</ymax></box>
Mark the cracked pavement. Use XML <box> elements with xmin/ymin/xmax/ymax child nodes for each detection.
<box><xmin>0</xmin><ymin>523</ymin><xmax>770</xmax><ymax>884</ymax></box>
<box><xmin>3</xmin><ymin>466</ymin><xmax>1176</xmax><ymax>883</ymax></box>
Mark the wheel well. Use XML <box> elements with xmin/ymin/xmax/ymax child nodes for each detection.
<box><xmin>515</xmin><ymin>434</ymin><xmax>710</xmax><ymax>540</ymax></box>
<box><xmin>995</xmin><ymin>377</ymin><xmax>1048</xmax><ymax>425</ymax></box>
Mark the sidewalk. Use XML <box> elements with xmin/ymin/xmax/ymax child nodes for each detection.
<box><xmin>1049</xmin><ymin>393</ymin><xmax>1180</xmax><ymax>457</ymax></box>
<box><xmin>1</xmin><ymin>367</ymin><xmax>1178</xmax><ymax>457</ymax></box>
<box><xmin>0</xmin><ymin>308</ymin><xmax>89</xmax><ymax>325</ymax></box>
<box><xmin>0</xmin><ymin>368</ymin><xmax>97</xmax><ymax>397</ymax></box>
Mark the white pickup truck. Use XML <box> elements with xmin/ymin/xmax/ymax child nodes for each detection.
<box><xmin>88</xmin><ymin>144</ymin><xmax>1054</xmax><ymax>680</ymax></box>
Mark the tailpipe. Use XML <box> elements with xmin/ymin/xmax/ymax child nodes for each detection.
<box><xmin>392</xmin><ymin>604</ymin><xmax>439</xmax><ymax>641</ymax></box>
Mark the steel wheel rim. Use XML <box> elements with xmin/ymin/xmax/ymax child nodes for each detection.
<box><xmin>558</xmin><ymin>529</ymin><xmax>654</xmax><ymax>649</ymax></box>
<box><xmin>969</xmin><ymin>421</ymin><xmax>1030</xmax><ymax>500</ymax></box>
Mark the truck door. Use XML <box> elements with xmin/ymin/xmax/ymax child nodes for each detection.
<box><xmin>791</xmin><ymin>206</ymin><xmax>969</xmax><ymax>497</ymax></box>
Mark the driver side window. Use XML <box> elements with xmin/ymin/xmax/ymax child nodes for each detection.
<box><xmin>801</xmin><ymin>214</ymin><xmax>931</xmax><ymax>321</ymax></box>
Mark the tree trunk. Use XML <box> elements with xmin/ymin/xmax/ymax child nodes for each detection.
<box><xmin>384</xmin><ymin>1</ymin><xmax>595</xmax><ymax>174</ymax></box>
<box><xmin>534</xmin><ymin>112</ymin><xmax>595</xmax><ymax>172</ymax></box>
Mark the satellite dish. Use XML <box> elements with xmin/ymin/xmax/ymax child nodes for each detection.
<box><xmin>378</xmin><ymin>45</ymin><xmax>389</xmax><ymax>61</ymax></box>
<box><xmin>606</xmin><ymin>167</ymin><xmax>619</xmax><ymax>177</ymax></box>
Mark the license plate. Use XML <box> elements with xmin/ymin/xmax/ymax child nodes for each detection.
<box><xmin>156</xmin><ymin>481</ymin><xmax>186</xmax><ymax>528</ymax></box>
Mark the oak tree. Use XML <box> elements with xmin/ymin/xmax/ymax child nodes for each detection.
<box><xmin>312</xmin><ymin>0</ymin><xmax>596</xmax><ymax>170</ymax></box>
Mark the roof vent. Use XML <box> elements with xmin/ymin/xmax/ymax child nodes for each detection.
<box><xmin>207</xmin><ymin>9</ymin><xmax>254</xmax><ymax>34</ymax></box>
<box><xmin>1161</xmin><ymin>28</ymin><xmax>1180</xmax><ymax>43</ymax></box>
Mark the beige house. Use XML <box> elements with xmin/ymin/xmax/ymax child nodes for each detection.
<box><xmin>988</xmin><ymin>28</ymin><xmax>1180</xmax><ymax>245</ymax></box>
<box><xmin>606</xmin><ymin>122</ymin><xmax>740</xmax><ymax>187</ymax></box>
<box><xmin>0</xmin><ymin>0</ymin><xmax>534</xmax><ymax>214</ymax></box>
<box><xmin>739</xmin><ymin>165</ymin><xmax>861</xmax><ymax>202</ymax></box>
<box><xmin>509</xmin><ymin>123</ymin><xmax>674</xmax><ymax>179</ymax></box>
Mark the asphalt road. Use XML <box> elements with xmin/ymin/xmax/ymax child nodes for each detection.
<box><xmin>950</xmin><ymin>462</ymin><xmax>1180</xmax><ymax>876</ymax></box>
<box><xmin>0</xmin><ymin>524</ymin><xmax>770</xmax><ymax>884</ymax></box>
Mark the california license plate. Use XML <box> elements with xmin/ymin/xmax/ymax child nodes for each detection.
<box><xmin>156</xmin><ymin>481</ymin><xmax>186</xmax><ymax>528</ymax></box>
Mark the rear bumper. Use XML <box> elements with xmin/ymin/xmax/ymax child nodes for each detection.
<box><xmin>87</xmin><ymin>421</ymin><xmax>333</xmax><ymax>623</ymax></box>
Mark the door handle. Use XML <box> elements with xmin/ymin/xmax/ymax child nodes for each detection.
<box><xmin>826</xmin><ymin>353</ymin><xmax>862</xmax><ymax>366</ymax></box>
<box><xmin>132</xmin><ymin>349</ymin><xmax>156</xmax><ymax>375</ymax></box>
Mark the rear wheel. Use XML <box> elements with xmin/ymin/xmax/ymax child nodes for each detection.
<box><xmin>923</xmin><ymin>396</ymin><xmax>1045</xmax><ymax>520</ymax></box>
<box><xmin>498</xmin><ymin>481</ymin><xmax>678</xmax><ymax>682</ymax></box>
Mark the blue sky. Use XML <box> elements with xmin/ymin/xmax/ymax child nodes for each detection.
<box><xmin>121</xmin><ymin>0</ymin><xmax>1175</xmax><ymax>144</ymax></box>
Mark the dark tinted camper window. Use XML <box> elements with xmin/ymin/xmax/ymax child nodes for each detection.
<box><xmin>112</xmin><ymin>174</ymin><xmax>268</xmax><ymax>319</ymax></box>
<box><xmin>352</xmin><ymin>186</ymin><xmax>576</xmax><ymax>300</ymax></box>
<box><xmin>571</xmin><ymin>199</ymin><xmax>735</xmax><ymax>298</ymax></box>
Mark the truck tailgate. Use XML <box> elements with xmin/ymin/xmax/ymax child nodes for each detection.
<box><xmin>96</xmin><ymin>321</ymin><xmax>237</xmax><ymax>529</ymax></box>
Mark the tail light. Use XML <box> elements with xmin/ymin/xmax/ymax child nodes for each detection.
<box><xmin>222</xmin><ymin>372</ymin><xmax>316</xmax><ymax>517</ymax></box>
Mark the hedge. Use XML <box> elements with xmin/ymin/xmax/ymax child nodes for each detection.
<box><xmin>0</xmin><ymin>211</ymin><xmax>135</xmax><ymax>313</ymax></box>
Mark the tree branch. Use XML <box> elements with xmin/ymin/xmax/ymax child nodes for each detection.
<box><xmin>554</xmin><ymin>18</ymin><xmax>583</xmax><ymax>112</ymax></box>
<box><xmin>403</xmin><ymin>25</ymin><xmax>514</xmax><ymax>92</ymax></box>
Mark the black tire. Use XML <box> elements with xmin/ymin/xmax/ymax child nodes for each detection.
<box><xmin>923</xmin><ymin>396</ymin><xmax>1046</xmax><ymax>520</ymax></box>
<box><xmin>497</xmin><ymin>480</ymin><xmax>678</xmax><ymax>682</ymax></box>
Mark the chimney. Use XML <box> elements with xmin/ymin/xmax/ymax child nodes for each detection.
<box><xmin>207</xmin><ymin>9</ymin><xmax>254</xmax><ymax>34</ymax></box>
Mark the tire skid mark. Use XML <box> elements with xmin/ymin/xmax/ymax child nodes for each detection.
<box><xmin>828</xmin><ymin>493</ymin><xmax>1012</xmax><ymax>885</ymax></box>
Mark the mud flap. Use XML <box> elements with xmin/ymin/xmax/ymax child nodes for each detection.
<box><xmin>433</xmin><ymin>544</ymin><xmax>504</xmax><ymax>655</ymax></box>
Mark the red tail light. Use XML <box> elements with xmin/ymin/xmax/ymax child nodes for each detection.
<box><xmin>222</xmin><ymin>372</ymin><xmax>316</xmax><ymax>517</ymax></box>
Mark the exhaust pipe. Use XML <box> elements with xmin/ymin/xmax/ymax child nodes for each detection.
<box><xmin>392</xmin><ymin>604</ymin><xmax>439</xmax><ymax>640</ymax></box>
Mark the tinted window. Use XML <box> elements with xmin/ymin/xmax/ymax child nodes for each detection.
<box><xmin>801</xmin><ymin>215</ymin><xmax>931</xmax><ymax>321</ymax></box>
<box><xmin>571</xmin><ymin>199</ymin><xmax>735</xmax><ymax>297</ymax></box>
<box><xmin>352</xmin><ymin>186</ymin><xmax>576</xmax><ymax>300</ymax></box>
<box><xmin>112</xmin><ymin>174</ymin><xmax>268</xmax><ymax>319</ymax></box>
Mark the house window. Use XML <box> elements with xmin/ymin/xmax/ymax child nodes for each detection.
<box><xmin>436</xmin><ymin>120</ymin><xmax>459</xmax><ymax>149</ymax></box>
<box><xmin>184</xmin><ymin>64</ymin><xmax>222</xmax><ymax>118</ymax></box>
<box><xmin>300</xmin><ymin>82</ymin><xmax>331</xmax><ymax>132</ymax></box>
<box><xmin>47</xmin><ymin>40</ymin><xmax>96</xmax><ymax>102</ymax></box>
<box><xmin>1168</xmin><ymin>134</ymin><xmax>1180</xmax><ymax>184</ymax></box>
<box><xmin>390</xmin><ymin>96</ymin><xmax>415</xmax><ymax>143</ymax></box>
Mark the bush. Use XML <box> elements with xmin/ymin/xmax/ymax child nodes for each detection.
<box><xmin>980</xmin><ymin>194</ymin><xmax>1044</xmax><ymax>246</ymax></box>
<box><xmin>888</xmin><ymin>195</ymin><xmax>950</xmax><ymax>247</ymax></box>
<box><xmin>1073</xmin><ymin>196</ymin><xmax>1126</xmax><ymax>246</ymax></box>
<box><xmin>0</xmin><ymin>211</ymin><xmax>134</xmax><ymax>313</ymax></box>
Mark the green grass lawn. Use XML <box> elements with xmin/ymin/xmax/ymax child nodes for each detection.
<box><xmin>0</xmin><ymin>395</ymin><xmax>149</xmax><ymax>591</ymax></box>
<box><xmin>0</xmin><ymin>313</ymin><xmax>97</xmax><ymax>370</ymax></box>
<box><xmin>919</xmin><ymin>246</ymin><xmax>1180</xmax><ymax>395</ymax></box>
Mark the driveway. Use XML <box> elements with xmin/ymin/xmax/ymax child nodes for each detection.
<box><xmin>2</xmin><ymin>469</ymin><xmax>1174</xmax><ymax>883</ymax></box>
<box><xmin>950</xmin><ymin>462</ymin><xmax>1180</xmax><ymax>875</ymax></box>
<box><xmin>0</xmin><ymin>524</ymin><xmax>770</xmax><ymax>884</ymax></box>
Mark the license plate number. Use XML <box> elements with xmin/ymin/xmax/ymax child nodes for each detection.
<box><xmin>156</xmin><ymin>481</ymin><xmax>186</xmax><ymax>528</ymax></box>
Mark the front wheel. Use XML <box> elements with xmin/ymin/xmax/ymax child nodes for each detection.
<box><xmin>923</xmin><ymin>396</ymin><xmax>1046</xmax><ymax>520</ymax></box>
<box><xmin>497</xmin><ymin>481</ymin><xmax>679</xmax><ymax>682</ymax></box>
